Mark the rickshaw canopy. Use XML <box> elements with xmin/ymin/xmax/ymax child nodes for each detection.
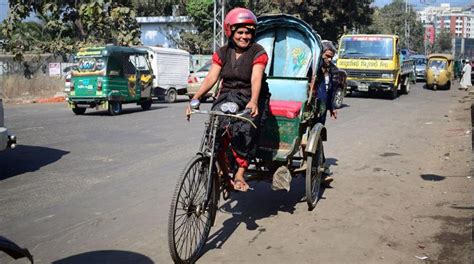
<box><xmin>428</xmin><ymin>53</ymin><xmax>454</xmax><ymax>61</ymax></box>
<box><xmin>256</xmin><ymin>14</ymin><xmax>322</xmax><ymax>78</ymax></box>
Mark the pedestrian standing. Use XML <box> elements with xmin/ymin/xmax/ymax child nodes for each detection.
<box><xmin>460</xmin><ymin>59</ymin><xmax>472</xmax><ymax>91</ymax></box>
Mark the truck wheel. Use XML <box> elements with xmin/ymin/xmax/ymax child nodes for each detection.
<box><xmin>72</xmin><ymin>107</ymin><xmax>86</xmax><ymax>115</ymax></box>
<box><xmin>401</xmin><ymin>81</ymin><xmax>410</xmax><ymax>94</ymax></box>
<box><xmin>108</xmin><ymin>101</ymin><xmax>122</xmax><ymax>115</ymax></box>
<box><xmin>140</xmin><ymin>99</ymin><xmax>152</xmax><ymax>111</ymax></box>
<box><xmin>334</xmin><ymin>88</ymin><xmax>344</xmax><ymax>109</ymax></box>
<box><xmin>390</xmin><ymin>83</ymin><xmax>399</xmax><ymax>99</ymax></box>
<box><xmin>166</xmin><ymin>89</ymin><xmax>177</xmax><ymax>103</ymax></box>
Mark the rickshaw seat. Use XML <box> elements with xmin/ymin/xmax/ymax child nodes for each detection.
<box><xmin>266</xmin><ymin>77</ymin><xmax>308</xmax><ymax>119</ymax></box>
<box><xmin>268</xmin><ymin>100</ymin><xmax>302</xmax><ymax>119</ymax></box>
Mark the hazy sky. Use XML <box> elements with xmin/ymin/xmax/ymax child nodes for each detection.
<box><xmin>0</xmin><ymin>0</ymin><xmax>472</xmax><ymax>23</ymax></box>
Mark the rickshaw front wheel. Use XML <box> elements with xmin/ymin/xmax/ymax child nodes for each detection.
<box><xmin>168</xmin><ymin>155</ymin><xmax>218</xmax><ymax>264</ymax></box>
<box><xmin>306</xmin><ymin>137</ymin><xmax>324</xmax><ymax>211</ymax></box>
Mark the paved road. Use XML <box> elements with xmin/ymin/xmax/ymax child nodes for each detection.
<box><xmin>0</xmin><ymin>83</ymin><xmax>472</xmax><ymax>263</ymax></box>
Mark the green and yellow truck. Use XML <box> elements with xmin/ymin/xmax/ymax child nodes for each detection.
<box><xmin>336</xmin><ymin>34</ymin><xmax>414</xmax><ymax>99</ymax></box>
<box><xmin>68</xmin><ymin>45</ymin><xmax>154</xmax><ymax>115</ymax></box>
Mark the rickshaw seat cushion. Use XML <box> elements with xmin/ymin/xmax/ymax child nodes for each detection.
<box><xmin>269</xmin><ymin>100</ymin><xmax>302</xmax><ymax>119</ymax></box>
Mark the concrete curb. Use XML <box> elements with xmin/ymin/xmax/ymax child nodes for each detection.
<box><xmin>4</xmin><ymin>92</ymin><xmax>66</xmax><ymax>105</ymax></box>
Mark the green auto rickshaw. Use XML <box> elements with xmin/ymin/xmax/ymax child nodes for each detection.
<box><xmin>425</xmin><ymin>53</ymin><xmax>454</xmax><ymax>90</ymax></box>
<box><xmin>68</xmin><ymin>45</ymin><xmax>154</xmax><ymax>115</ymax></box>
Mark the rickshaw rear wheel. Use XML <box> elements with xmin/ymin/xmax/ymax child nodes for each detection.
<box><xmin>168</xmin><ymin>155</ymin><xmax>218</xmax><ymax>264</ymax></box>
<box><xmin>306</xmin><ymin>137</ymin><xmax>324</xmax><ymax>211</ymax></box>
<box><xmin>108</xmin><ymin>101</ymin><xmax>122</xmax><ymax>115</ymax></box>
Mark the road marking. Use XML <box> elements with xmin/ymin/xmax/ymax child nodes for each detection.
<box><xmin>34</xmin><ymin>214</ymin><xmax>55</xmax><ymax>222</ymax></box>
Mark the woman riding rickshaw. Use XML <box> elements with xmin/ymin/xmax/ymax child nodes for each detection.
<box><xmin>426</xmin><ymin>53</ymin><xmax>454</xmax><ymax>90</ymax></box>
<box><xmin>186</xmin><ymin>7</ymin><xmax>270</xmax><ymax>192</ymax></box>
<box><xmin>170</xmin><ymin>11</ymin><xmax>327</xmax><ymax>264</ymax></box>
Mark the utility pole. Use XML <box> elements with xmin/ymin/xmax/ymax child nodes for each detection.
<box><xmin>213</xmin><ymin>0</ymin><xmax>225</xmax><ymax>52</ymax></box>
<box><xmin>405</xmin><ymin>0</ymin><xmax>410</xmax><ymax>49</ymax></box>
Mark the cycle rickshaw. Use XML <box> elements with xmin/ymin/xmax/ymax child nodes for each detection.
<box><xmin>168</xmin><ymin>14</ymin><xmax>327</xmax><ymax>263</ymax></box>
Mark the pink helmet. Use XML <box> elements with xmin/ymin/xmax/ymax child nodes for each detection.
<box><xmin>224</xmin><ymin>7</ymin><xmax>257</xmax><ymax>38</ymax></box>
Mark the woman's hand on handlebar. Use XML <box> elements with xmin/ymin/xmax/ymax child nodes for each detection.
<box><xmin>246</xmin><ymin>101</ymin><xmax>258</xmax><ymax>117</ymax></box>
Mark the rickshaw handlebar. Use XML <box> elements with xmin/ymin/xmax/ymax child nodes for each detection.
<box><xmin>190</xmin><ymin>109</ymin><xmax>257</xmax><ymax>129</ymax></box>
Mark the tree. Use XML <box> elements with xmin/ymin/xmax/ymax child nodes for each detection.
<box><xmin>177</xmin><ymin>0</ymin><xmax>373</xmax><ymax>54</ymax></box>
<box><xmin>2</xmin><ymin>0</ymin><xmax>141</xmax><ymax>61</ymax></box>
<box><xmin>433</xmin><ymin>26</ymin><xmax>452</xmax><ymax>53</ymax></box>
<box><xmin>132</xmin><ymin>0</ymin><xmax>185</xmax><ymax>16</ymax></box>
<box><xmin>364</xmin><ymin>0</ymin><xmax>424</xmax><ymax>53</ymax></box>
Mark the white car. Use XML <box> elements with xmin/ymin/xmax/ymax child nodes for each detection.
<box><xmin>0</xmin><ymin>98</ymin><xmax>16</xmax><ymax>151</ymax></box>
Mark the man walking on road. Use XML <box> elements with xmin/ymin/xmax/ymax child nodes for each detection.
<box><xmin>315</xmin><ymin>40</ymin><xmax>338</xmax><ymax>185</ymax></box>
<box><xmin>460</xmin><ymin>59</ymin><xmax>472</xmax><ymax>91</ymax></box>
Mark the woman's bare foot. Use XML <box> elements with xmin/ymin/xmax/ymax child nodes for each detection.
<box><xmin>232</xmin><ymin>167</ymin><xmax>249</xmax><ymax>192</ymax></box>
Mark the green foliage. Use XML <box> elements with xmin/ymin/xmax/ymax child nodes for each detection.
<box><xmin>433</xmin><ymin>27</ymin><xmax>452</xmax><ymax>53</ymax></box>
<box><xmin>300</xmin><ymin>0</ymin><xmax>374</xmax><ymax>42</ymax></box>
<box><xmin>177</xmin><ymin>0</ymin><xmax>373</xmax><ymax>54</ymax></box>
<box><xmin>2</xmin><ymin>0</ymin><xmax>141</xmax><ymax>61</ymax></box>
<box><xmin>364</xmin><ymin>0</ymin><xmax>424</xmax><ymax>53</ymax></box>
<box><xmin>132</xmin><ymin>0</ymin><xmax>184</xmax><ymax>16</ymax></box>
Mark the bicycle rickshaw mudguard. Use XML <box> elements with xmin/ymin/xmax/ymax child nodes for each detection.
<box><xmin>255</xmin><ymin>14</ymin><xmax>324</xmax><ymax>162</ymax></box>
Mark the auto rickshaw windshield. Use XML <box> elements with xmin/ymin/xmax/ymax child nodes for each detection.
<box><xmin>339</xmin><ymin>36</ymin><xmax>393</xmax><ymax>59</ymax></box>
<box><xmin>428</xmin><ymin>59</ymin><xmax>447</xmax><ymax>70</ymax></box>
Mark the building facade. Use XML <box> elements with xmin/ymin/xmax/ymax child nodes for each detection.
<box><xmin>418</xmin><ymin>3</ymin><xmax>474</xmax><ymax>39</ymax></box>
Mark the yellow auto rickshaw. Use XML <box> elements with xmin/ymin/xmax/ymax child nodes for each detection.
<box><xmin>425</xmin><ymin>53</ymin><xmax>454</xmax><ymax>90</ymax></box>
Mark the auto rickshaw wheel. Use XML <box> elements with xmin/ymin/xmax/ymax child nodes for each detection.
<box><xmin>72</xmin><ymin>106</ymin><xmax>86</xmax><ymax>115</ymax></box>
<box><xmin>166</xmin><ymin>89</ymin><xmax>177</xmax><ymax>103</ymax></box>
<box><xmin>140</xmin><ymin>99</ymin><xmax>152</xmax><ymax>111</ymax></box>
<box><xmin>168</xmin><ymin>155</ymin><xmax>217</xmax><ymax>264</ymax></box>
<box><xmin>306</xmin><ymin>137</ymin><xmax>324</xmax><ymax>211</ymax></box>
<box><xmin>446</xmin><ymin>81</ymin><xmax>451</xmax><ymax>90</ymax></box>
<box><xmin>108</xmin><ymin>101</ymin><xmax>122</xmax><ymax>115</ymax></box>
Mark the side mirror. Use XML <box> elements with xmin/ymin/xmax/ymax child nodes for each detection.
<box><xmin>152</xmin><ymin>75</ymin><xmax>156</xmax><ymax>80</ymax></box>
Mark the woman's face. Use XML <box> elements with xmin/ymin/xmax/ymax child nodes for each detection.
<box><xmin>232</xmin><ymin>27</ymin><xmax>253</xmax><ymax>50</ymax></box>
